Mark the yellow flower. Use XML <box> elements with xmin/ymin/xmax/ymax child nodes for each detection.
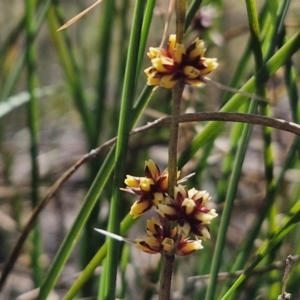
<box><xmin>176</xmin><ymin>237</ymin><xmax>203</xmax><ymax>256</ymax></box>
<box><xmin>123</xmin><ymin>160</ymin><xmax>180</xmax><ymax>218</ymax></box>
<box><xmin>135</xmin><ymin>218</ymin><xmax>204</xmax><ymax>256</ymax></box>
<box><xmin>157</xmin><ymin>184</ymin><xmax>218</xmax><ymax>239</ymax></box>
<box><xmin>144</xmin><ymin>34</ymin><xmax>218</xmax><ymax>89</ymax></box>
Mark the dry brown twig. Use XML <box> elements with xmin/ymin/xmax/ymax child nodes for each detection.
<box><xmin>57</xmin><ymin>0</ymin><xmax>103</xmax><ymax>31</ymax></box>
<box><xmin>1</xmin><ymin>112</ymin><xmax>300</xmax><ymax>290</ymax></box>
<box><xmin>277</xmin><ymin>255</ymin><xmax>294</xmax><ymax>300</ymax></box>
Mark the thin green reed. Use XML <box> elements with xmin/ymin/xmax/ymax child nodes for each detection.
<box><xmin>3</xmin><ymin>1</ymin><xmax>299</xmax><ymax>299</ymax></box>
<box><xmin>82</xmin><ymin>1</ymin><xmax>117</xmax><ymax>294</ymax></box>
<box><xmin>98</xmin><ymin>1</ymin><xmax>146</xmax><ymax>298</ymax></box>
<box><xmin>221</xmin><ymin>2</ymin><xmax>295</xmax><ymax>297</ymax></box>
<box><xmin>114</xmin><ymin>0</ymin><xmax>130</xmax><ymax>122</ymax></box>
<box><xmin>25</xmin><ymin>0</ymin><xmax>43</xmax><ymax>287</ymax></box>
<box><xmin>216</xmin><ymin>5</ymin><xmax>269</xmax><ymax>203</ymax></box>
<box><xmin>205</xmin><ymin>102</ymin><xmax>257</xmax><ymax>300</ymax></box>
<box><xmin>221</xmin><ymin>199</ymin><xmax>300</xmax><ymax>300</ymax></box>
<box><xmin>206</xmin><ymin>5</ymin><xmax>267</xmax><ymax>296</ymax></box>
<box><xmin>47</xmin><ymin>3</ymin><xmax>96</xmax><ymax>148</ymax></box>
<box><xmin>178</xmin><ymin>30</ymin><xmax>300</xmax><ymax>169</ymax></box>
<box><xmin>38</xmin><ymin>80</ymin><xmax>154</xmax><ymax>300</ymax></box>
<box><xmin>215</xmin><ymin>1</ymin><xmax>270</xmax><ymax>298</ymax></box>
<box><xmin>135</xmin><ymin>0</ymin><xmax>156</xmax><ymax>83</ymax></box>
<box><xmin>0</xmin><ymin>0</ymin><xmax>52</xmax><ymax>102</ymax></box>
<box><xmin>62</xmin><ymin>86</ymin><xmax>154</xmax><ymax>300</ymax></box>
<box><xmin>63</xmin><ymin>214</ymin><xmax>135</xmax><ymax>300</ymax></box>
<box><xmin>95</xmin><ymin>0</ymin><xmax>116</xmax><ymax>137</ymax></box>
<box><xmin>261</xmin><ymin>0</ymin><xmax>291</xmax><ymax>232</ymax></box>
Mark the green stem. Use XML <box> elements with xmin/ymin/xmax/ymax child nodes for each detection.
<box><xmin>0</xmin><ymin>0</ymin><xmax>52</xmax><ymax>101</ymax></box>
<box><xmin>98</xmin><ymin>1</ymin><xmax>145</xmax><ymax>299</ymax></box>
<box><xmin>25</xmin><ymin>0</ymin><xmax>43</xmax><ymax>286</ymax></box>
<box><xmin>95</xmin><ymin>0</ymin><xmax>115</xmax><ymax>136</ymax></box>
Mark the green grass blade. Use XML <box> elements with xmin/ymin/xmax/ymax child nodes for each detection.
<box><xmin>221</xmin><ymin>200</ymin><xmax>300</xmax><ymax>300</ymax></box>
<box><xmin>62</xmin><ymin>214</ymin><xmax>135</xmax><ymax>300</ymax></box>
<box><xmin>95</xmin><ymin>0</ymin><xmax>115</xmax><ymax>135</ymax></box>
<box><xmin>25</xmin><ymin>0</ymin><xmax>43</xmax><ymax>286</ymax></box>
<box><xmin>185</xmin><ymin>0</ymin><xmax>202</xmax><ymax>32</ymax></box>
<box><xmin>47</xmin><ymin>3</ymin><xmax>96</xmax><ymax>148</ymax></box>
<box><xmin>205</xmin><ymin>101</ymin><xmax>258</xmax><ymax>300</ymax></box>
<box><xmin>37</xmin><ymin>79</ymin><xmax>154</xmax><ymax>300</ymax></box>
<box><xmin>37</xmin><ymin>147</ymin><xmax>115</xmax><ymax>299</ymax></box>
<box><xmin>136</xmin><ymin>0</ymin><xmax>156</xmax><ymax>83</ymax></box>
<box><xmin>220</xmin><ymin>135</ymin><xmax>300</xmax><ymax>299</ymax></box>
<box><xmin>98</xmin><ymin>1</ymin><xmax>146</xmax><ymax>298</ymax></box>
<box><xmin>0</xmin><ymin>0</ymin><xmax>52</xmax><ymax>101</ymax></box>
<box><xmin>178</xmin><ymin>30</ymin><xmax>300</xmax><ymax>169</ymax></box>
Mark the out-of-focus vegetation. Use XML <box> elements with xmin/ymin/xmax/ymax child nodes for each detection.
<box><xmin>0</xmin><ymin>0</ymin><xmax>300</xmax><ymax>299</ymax></box>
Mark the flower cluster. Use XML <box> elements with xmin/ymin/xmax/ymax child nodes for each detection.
<box><xmin>123</xmin><ymin>159</ymin><xmax>218</xmax><ymax>256</ymax></box>
<box><xmin>135</xmin><ymin>218</ymin><xmax>203</xmax><ymax>256</ymax></box>
<box><xmin>144</xmin><ymin>34</ymin><xmax>218</xmax><ymax>89</ymax></box>
<box><xmin>123</xmin><ymin>159</ymin><xmax>178</xmax><ymax>218</ymax></box>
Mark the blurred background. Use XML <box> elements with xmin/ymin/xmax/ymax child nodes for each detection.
<box><xmin>0</xmin><ymin>0</ymin><xmax>300</xmax><ymax>299</ymax></box>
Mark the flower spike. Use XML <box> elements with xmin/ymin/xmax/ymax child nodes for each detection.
<box><xmin>144</xmin><ymin>34</ymin><xmax>218</xmax><ymax>89</ymax></box>
<box><xmin>157</xmin><ymin>184</ymin><xmax>218</xmax><ymax>239</ymax></box>
<box><xmin>135</xmin><ymin>218</ymin><xmax>204</xmax><ymax>256</ymax></box>
<box><xmin>122</xmin><ymin>160</ymin><xmax>180</xmax><ymax>218</ymax></box>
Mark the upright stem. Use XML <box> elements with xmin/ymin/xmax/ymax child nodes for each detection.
<box><xmin>167</xmin><ymin>82</ymin><xmax>185</xmax><ymax>198</ymax></box>
<box><xmin>175</xmin><ymin>0</ymin><xmax>186</xmax><ymax>43</ymax></box>
<box><xmin>158</xmin><ymin>1</ymin><xmax>186</xmax><ymax>299</ymax></box>
<box><xmin>25</xmin><ymin>0</ymin><xmax>43</xmax><ymax>286</ymax></box>
<box><xmin>159</xmin><ymin>83</ymin><xmax>185</xmax><ymax>300</ymax></box>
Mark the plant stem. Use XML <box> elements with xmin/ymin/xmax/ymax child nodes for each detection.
<box><xmin>159</xmin><ymin>82</ymin><xmax>184</xmax><ymax>300</ymax></box>
<box><xmin>25</xmin><ymin>0</ymin><xmax>43</xmax><ymax>287</ymax></box>
<box><xmin>159</xmin><ymin>1</ymin><xmax>186</xmax><ymax>299</ymax></box>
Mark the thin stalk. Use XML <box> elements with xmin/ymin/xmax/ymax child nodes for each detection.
<box><xmin>98</xmin><ymin>1</ymin><xmax>145</xmax><ymax>299</ymax></box>
<box><xmin>221</xmin><ymin>2</ymin><xmax>294</xmax><ymax>297</ymax></box>
<box><xmin>158</xmin><ymin>1</ymin><xmax>186</xmax><ymax>299</ymax></box>
<box><xmin>178</xmin><ymin>30</ymin><xmax>300</xmax><ymax>169</ymax></box>
<box><xmin>0</xmin><ymin>0</ymin><xmax>52</xmax><ymax>101</ymax></box>
<box><xmin>113</xmin><ymin>0</ymin><xmax>129</xmax><ymax>126</ymax></box>
<box><xmin>185</xmin><ymin>0</ymin><xmax>202</xmax><ymax>32</ymax></box>
<box><xmin>218</xmin><ymin>2</ymin><xmax>266</xmax><ymax>298</ymax></box>
<box><xmin>264</xmin><ymin>0</ymin><xmax>290</xmax><ymax>60</ymax></box>
<box><xmin>159</xmin><ymin>0</ymin><xmax>186</xmax><ymax>300</ymax></box>
<box><xmin>220</xmin><ymin>136</ymin><xmax>300</xmax><ymax>299</ymax></box>
<box><xmin>216</xmin><ymin>103</ymin><xmax>249</xmax><ymax>203</ymax></box>
<box><xmin>135</xmin><ymin>0</ymin><xmax>156</xmax><ymax>83</ymax></box>
<box><xmin>62</xmin><ymin>87</ymin><xmax>154</xmax><ymax>300</ymax></box>
<box><xmin>221</xmin><ymin>200</ymin><xmax>300</xmax><ymax>300</ymax></box>
<box><xmin>47</xmin><ymin>9</ymin><xmax>102</xmax><ymax>283</ymax></box>
<box><xmin>25</xmin><ymin>0</ymin><xmax>43</xmax><ymax>286</ymax></box>
<box><xmin>159</xmin><ymin>83</ymin><xmax>184</xmax><ymax>300</ymax></box>
<box><xmin>37</xmin><ymin>66</ymin><xmax>154</xmax><ymax>300</ymax></box>
<box><xmin>217</xmin><ymin>4</ymin><xmax>269</xmax><ymax>204</ymax></box>
<box><xmin>95</xmin><ymin>0</ymin><xmax>115</xmax><ymax>135</ymax></box>
<box><xmin>205</xmin><ymin>100</ymin><xmax>258</xmax><ymax>300</ymax></box>
<box><xmin>47</xmin><ymin>2</ymin><xmax>96</xmax><ymax>148</ymax></box>
<box><xmin>80</xmin><ymin>1</ymin><xmax>116</xmax><ymax>294</ymax></box>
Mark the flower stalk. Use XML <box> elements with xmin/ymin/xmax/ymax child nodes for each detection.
<box><xmin>111</xmin><ymin>1</ymin><xmax>217</xmax><ymax>299</ymax></box>
<box><xmin>159</xmin><ymin>1</ymin><xmax>187</xmax><ymax>299</ymax></box>
<box><xmin>158</xmin><ymin>81</ymin><xmax>185</xmax><ymax>300</ymax></box>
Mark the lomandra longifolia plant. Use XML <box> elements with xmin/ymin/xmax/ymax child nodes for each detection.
<box><xmin>121</xmin><ymin>159</ymin><xmax>218</xmax><ymax>254</ymax></box>
<box><xmin>96</xmin><ymin>2</ymin><xmax>219</xmax><ymax>298</ymax></box>
<box><xmin>3</xmin><ymin>0</ymin><xmax>300</xmax><ymax>299</ymax></box>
